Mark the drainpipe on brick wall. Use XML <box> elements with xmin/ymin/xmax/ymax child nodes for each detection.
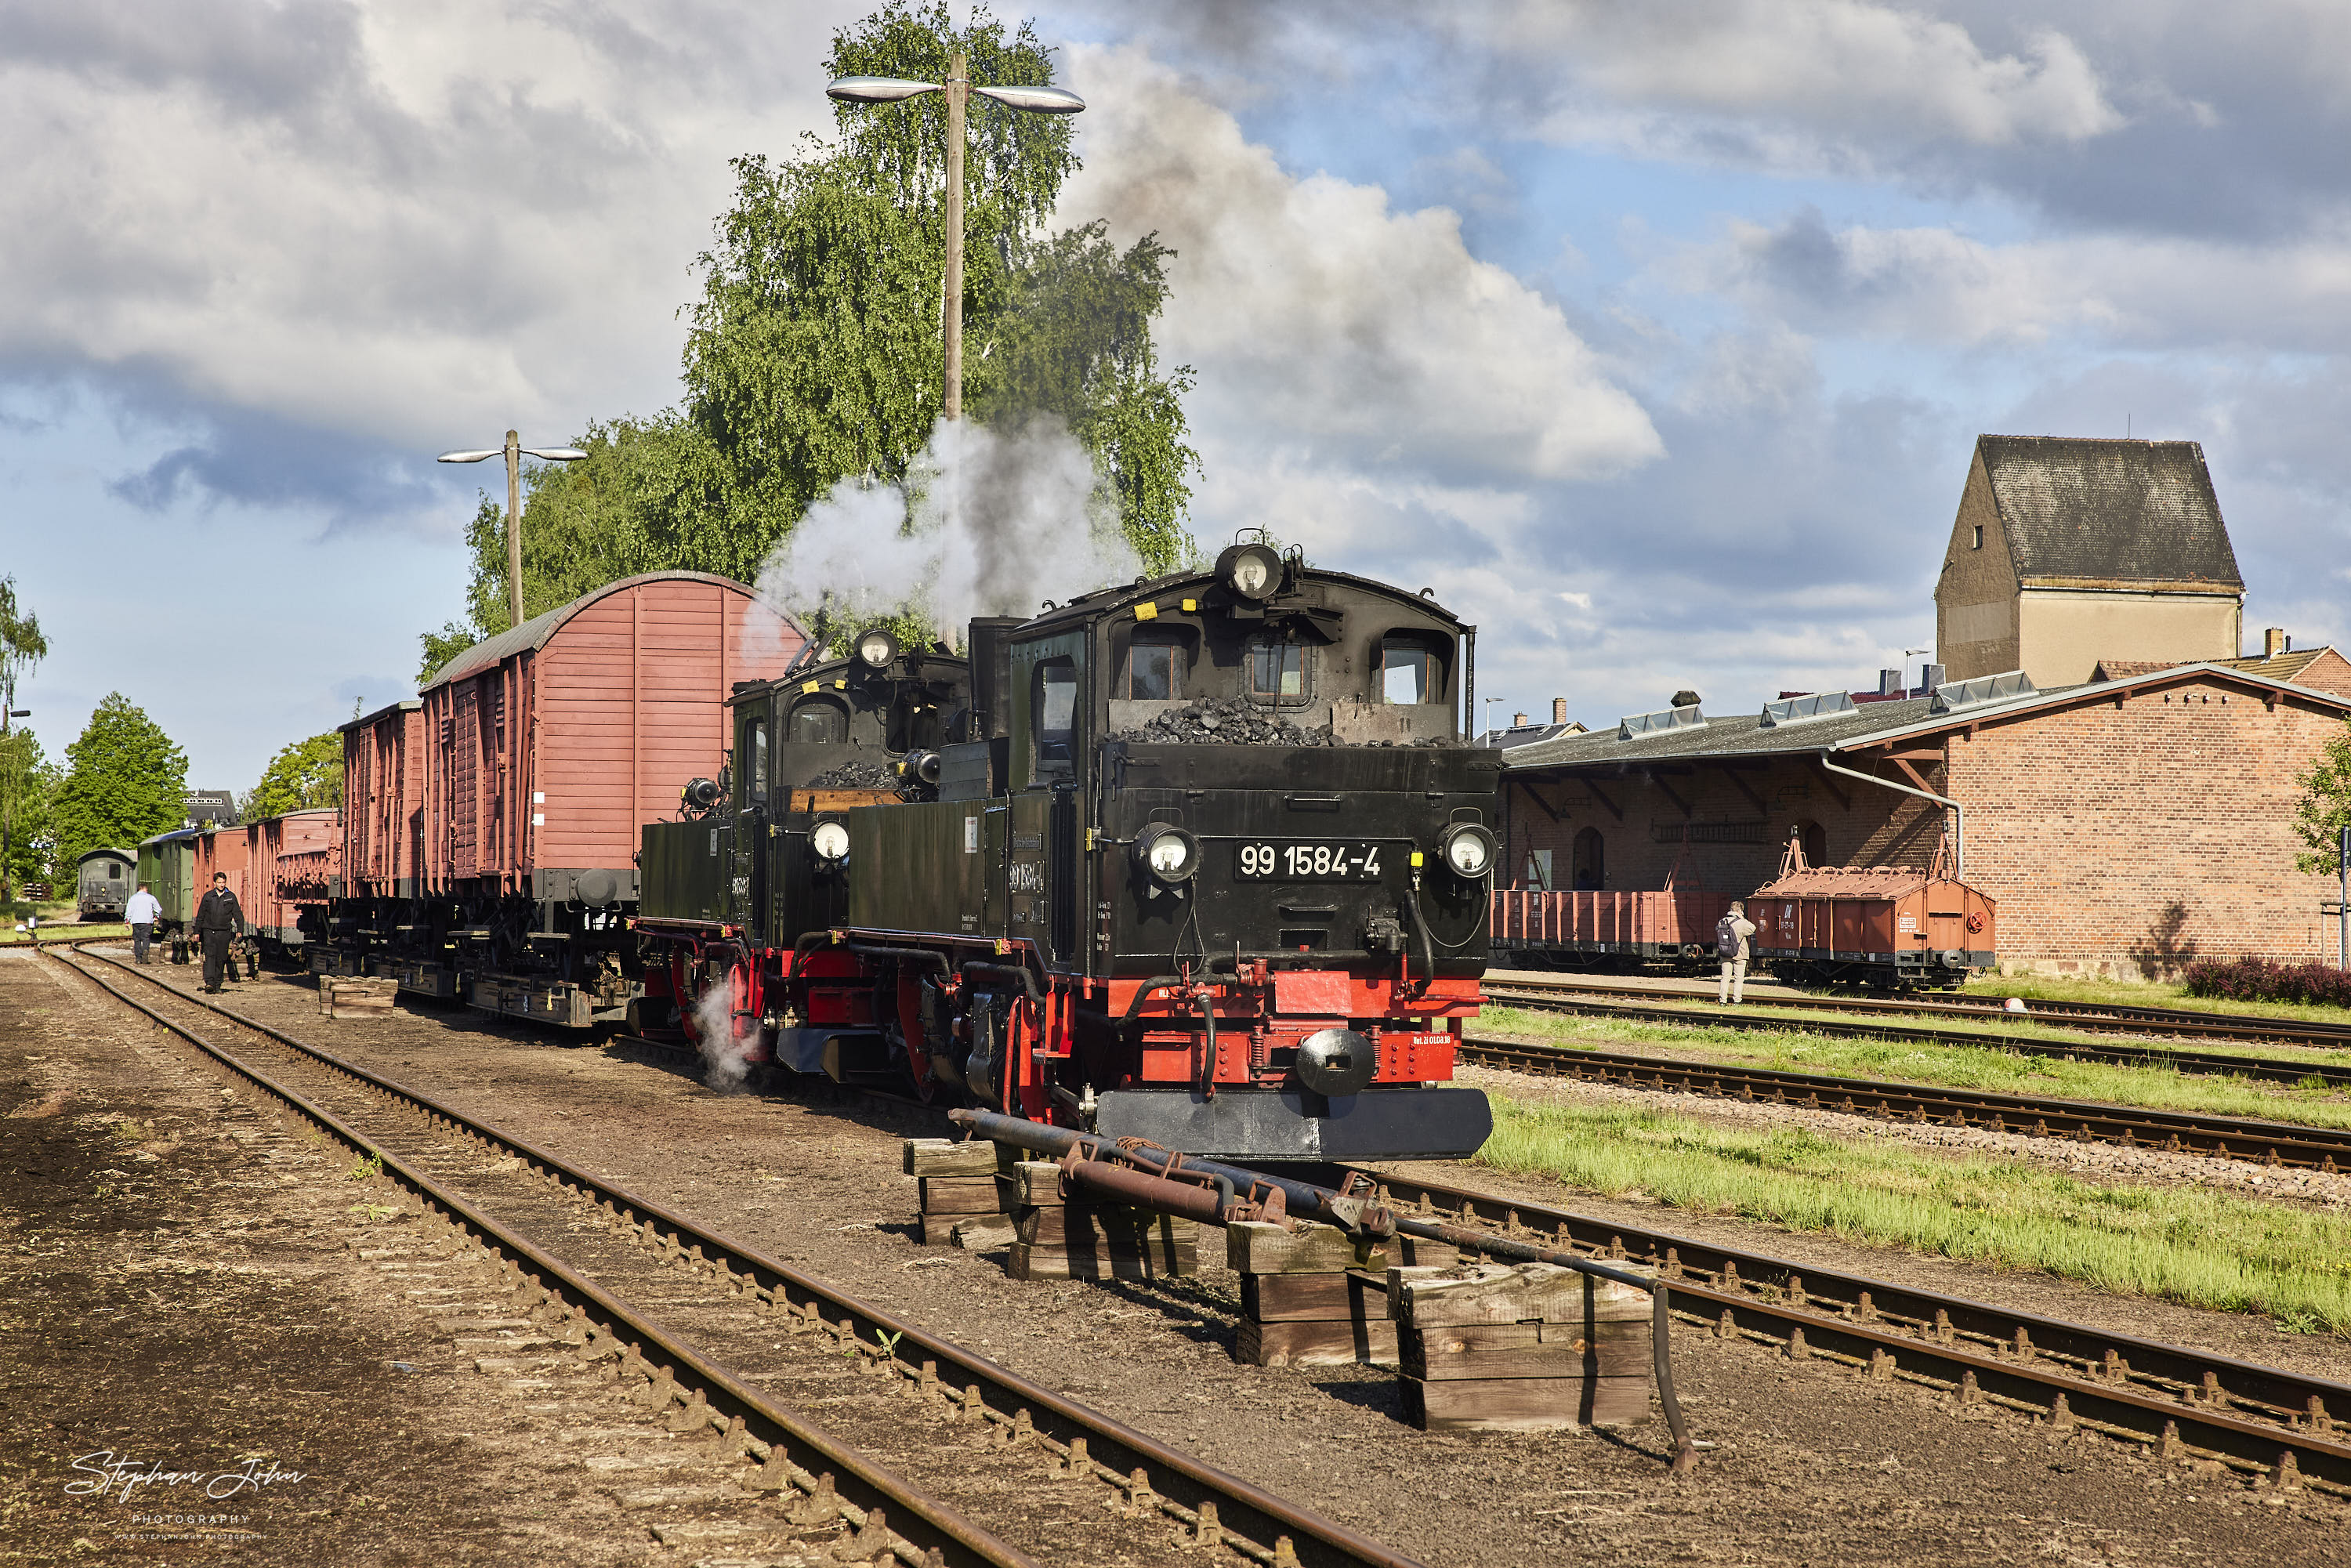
<box><xmin>1817</xmin><ymin>753</ymin><xmax>1965</xmax><ymax>881</ymax></box>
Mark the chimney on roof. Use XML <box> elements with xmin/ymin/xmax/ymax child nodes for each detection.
<box><xmin>2264</xmin><ymin>627</ymin><xmax>2288</xmax><ymax>657</ymax></box>
<box><xmin>1878</xmin><ymin>668</ymin><xmax>1903</xmax><ymax>697</ymax></box>
<box><xmin>1920</xmin><ymin>663</ymin><xmax>1946</xmax><ymax>693</ymax></box>
<box><xmin>1512</xmin><ymin>712</ymin><xmax>1529</xmax><ymax>727</ymax></box>
<box><xmin>1552</xmin><ymin>697</ymin><xmax>1568</xmax><ymax>723</ymax></box>
<box><xmin>1670</xmin><ymin>690</ymin><xmax>1701</xmax><ymax>708</ymax></box>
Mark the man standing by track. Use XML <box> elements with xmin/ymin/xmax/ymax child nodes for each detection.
<box><xmin>1716</xmin><ymin>900</ymin><xmax>1756</xmax><ymax>1005</ymax></box>
<box><xmin>124</xmin><ymin>882</ymin><xmax>161</xmax><ymax>964</ymax></box>
<box><xmin>193</xmin><ymin>871</ymin><xmax>244</xmax><ymax>994</ymax></box>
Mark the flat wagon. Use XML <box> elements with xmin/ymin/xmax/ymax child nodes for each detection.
<box><xmin>1750</xmin><ymin>843</ymin><xmax>1996</xmax><ymax>989</ymax></box>
<box><xmin>324</xmin><ymin>571</ymin><xmax>806</xmax><ymax>1025</ymax></box>
<box><xmin>1490</xmin><ymin>886</ymin><xmax>1735</xmax><ymax>970</ymax></box>
<box><xmin>75</xmin><ymin>848</ymin><xmax>135</xmax><ymax>922</ymax></box>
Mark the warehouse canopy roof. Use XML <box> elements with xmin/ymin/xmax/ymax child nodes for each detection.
<box><xmin>1977</xmin><ymin>436</ymin><xmax>2242</xmax><ymax>588</ymax></box>
<box><xmin>418</xmin><ymin>571</ymin><xmax>774</xmax><ymax>693</ymax></box>
<box><xmin>1504</xmin><ymin>662</ymin><xmax>2351</xmax><ymax>774</ymax></box>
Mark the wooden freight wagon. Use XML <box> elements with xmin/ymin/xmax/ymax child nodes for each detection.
<box><xmin>1489</xmin><ymin>886</ymin><xmax>1735</xmax><ymax>970</ymax></box>
<box><xmin>1750</xmin><ymin>838</ymin><xmax>1996</xmax><ymax>988</ymax></box>
<box><xmin>245</xmin><ymin>809</ymin><xmax>339</xmax><ymax>961</ymax></box>
<box><xmin>329</xmin><ymin>572</ymin><xmax>806</xmax><ymax>1026</ymax></box>
<box><xmin>192</xmin><ymin>826</ymin><xmax>250</xmax><ymax>931</ymax></box>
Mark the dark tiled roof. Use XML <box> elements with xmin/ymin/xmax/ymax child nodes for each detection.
<box><xmin>1978</xmin><ymin>436</ymin><xmax>2242</xmax><ymax>587</ymax></box>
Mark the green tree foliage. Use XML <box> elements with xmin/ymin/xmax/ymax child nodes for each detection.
<box><xmin>2</xmin><ymin>575</ymin><xmax>51</xmax><ymax>900</ymax></box>
<box><xmin>0</xmin><ymin>729</ymin><xmax>60</xmax><ymax>889</ymax></box>
<box><xmin>50</xmin><ymin>694</ymin><xmax>188</xmax><ymax>869</ymax></box>
<box><xmin>2293</xmin><ymin>719</ymin><xmax>2351</xmax><ymax>877</ymax></box>
<box><xmin>248</xmin><ymin>732</ymin><xmax>345</xmax><ymax>818</ymax></box>
<box><xmin>431</xmin><ymin>2</ymin><xmax>1197</xmax><ymax>656</ymax></box>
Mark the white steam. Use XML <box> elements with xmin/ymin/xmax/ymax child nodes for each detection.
<box><xmin>693</xmin><ymin>981</ymin><xmax>755</xmax><ymax>1094</ymax></box>
<box><xmin>754</xmin><ymin>416</ymin><xmax>1141</xmax><ymax>642</ymax></box>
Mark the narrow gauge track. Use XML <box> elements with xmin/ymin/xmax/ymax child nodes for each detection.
<box><xmin>1333</xmin><ymin>1164</ymin><xmax>2351</xmax><ymax>1497</ymax></box>
<box><xmin>48</xmin><ymin>945</ymin><xmax>1416</xmax><ymax>1568</ymax></box>
<box><xmin>1483</xmin><ymin>979</ymin><xmax>2351</xmax><ymax>1089</ymax></box>
<box><xmin>1458</xmin><ymin>1035</ymin><xmax>2351</xmax><ymax>1171</ymax></box>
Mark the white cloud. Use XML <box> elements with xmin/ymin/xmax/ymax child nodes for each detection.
<box><xmin>1056</xmin><ymin>44</ymin><xmax>1662</xmax><ymax>491</ymax></box>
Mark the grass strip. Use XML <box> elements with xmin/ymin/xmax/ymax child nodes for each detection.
<box><xmin>1474</xmin><ymin>1095</ymin><xmax>2351</xmax><ymax>1337</ymax></box>
<box><xmin>0</xmin><ymin>922</ymin><xmax>128</xmax><ymax>948</ymax></box>
<box><xmin>1958</xmin><ymin>972</ymin><xmax>2351</xmax><ymax>1028</ymax></box>
<box><xmin>1479</xmin><ymin>1005</ymin><xmax>2351</xmax><ymax>1131</ymax></box>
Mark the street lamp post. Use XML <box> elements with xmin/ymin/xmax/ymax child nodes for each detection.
<box><xmin>437</xmin><ymin>432</ymin><xmax>589</xmax><ymax>628</ymax></box>
<box><xmin>2</xmin><ymin>705</ymin><xmax>26</xmax><ymax>909</ymax></box>
<box><xmin>826</xmin><ymin>55</ymin><xmax>1083</xmax><ymax>420</ymax></box>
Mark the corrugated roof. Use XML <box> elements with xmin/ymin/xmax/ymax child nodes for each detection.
<box><xmin>421</xmin><ymin>571</ymin><xmax>769</xmax><ymax>692</ymax></box>
<box><xmin>1978</xmin><ymin>436</ymin><xmax>2242</xmax><ymax>587</ymax></box>
<box><xmin>1502</xmin><ymin>663</ymin><xmax>2351</xmax><ymax>774</ymax></box>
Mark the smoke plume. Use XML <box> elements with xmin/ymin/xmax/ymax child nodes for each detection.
<box><xmin>692</xmin><ymin>982</ymin><xmax>755</xmax><ymax>1094</ymax></box>
<box><xmin>754</xmin><ymin>415</ymin><xmax>1141</xmax><ymax>645</ymax></box>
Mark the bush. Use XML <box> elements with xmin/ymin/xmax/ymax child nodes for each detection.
<box><xmin>2180</xmin><ymin>956</ymin><xmax>2351</xmax><ymax>1009</ymax></box>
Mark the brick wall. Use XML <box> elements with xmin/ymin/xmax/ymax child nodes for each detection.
<box><xmin>1502</xmin><ymin>677</ymin><xmax>2350</xmax><ymax>980</ymax></box>
<box><xmin>1947</xmin><ymin>676</ymin><xmax>2342</xmax><ymax>977</ymax></box>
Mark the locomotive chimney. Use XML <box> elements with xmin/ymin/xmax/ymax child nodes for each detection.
<box><xmin>1552</xmin><ymin>697</ymin><xmax>1567</xmax><ymax>724</ymax></box>
<box><xmin>965</xmin><ymin>617</ymin><xmax>1022</xmax><ymax>740</ymax></box>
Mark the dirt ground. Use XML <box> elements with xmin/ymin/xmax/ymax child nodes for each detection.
<box><xmin>9</xmin><ymin>947</ymin><xmax>2351</xmax><ymax>1566</ymax></box>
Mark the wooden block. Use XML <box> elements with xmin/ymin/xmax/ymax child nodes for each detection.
<box><xmin>1016</xmin><ymin>1204</ymin><xmax>1190</xmax><ymax>1250</ymax></box>
<box><xmin>903</xmin><ymin>1138</ymin><xmax>998</xmax><ymax>1178</ymax></box>
<box><xmin>1235</xmin><ymin>1317</ymin><xmax>1400</xmax><ymax>1369</ymax></box>
<box><xmin>1401</xmin><ymin>1374</ymin><xmax>1654</xmax><ymax>1432</ymax></box>
<box><xmin>1226</xmin><ymin>1221</ymin><xmax>1389</xmax><ymax>1275</ymax></box>
<box><xmin>918</xmin><ymin>1176</ymin><xmax>1011</xmax><ymax>1215</ymax></box>
<box><xmin>1012</xmin><ymin>1161</ymin><xmax>1065</xmax><ymax>1208</ymax></box>
<box><xmin>922</xmin><ymin>1213</ymin><xmax>1016</xmax><ymax>1249</ymax></box>
<box><xmin>1389</xmin><ymin>1262</ymin><xmax>1650</xmax><ymax>1330</ymax></box>
<box><xmin>1009</xmin><ymin>1238</ymin><xmax>1194</xmax><ymax>1282</ymax></box>
<box><xmin>1401</xmin><ymin>1318</ymin><xmax>1649</xmax><ymax>1381</ymax></box>
<box><xmin>1396</xmin><ymin>1234</ymin><xmax>1459</xmax><ymax>1267</ymax></box>
<box><xmin>1241</xmin><ymin>1269</ymin><xmax>1388</xmax><ymax>1324</ymax></box>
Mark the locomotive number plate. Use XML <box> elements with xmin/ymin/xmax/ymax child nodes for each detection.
<box><xmin>1236</xmin><ymin>842</ymin><xmax>1382</xmax><ymax>880</ymax></box>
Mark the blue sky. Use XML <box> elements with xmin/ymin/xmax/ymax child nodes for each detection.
<box><xmin>2</xmin><ymin>1</ymin><xmax>2346</xmax><ymax>786</ymax></box>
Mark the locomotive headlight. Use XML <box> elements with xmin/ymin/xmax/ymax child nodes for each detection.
<box><xmin>1132</xmin><ymin>824</ymin><xmax>1201</xmax><ymax>884</ymax></box>
<box><xmin>1215</xmin><ymin>542</ymin><xmax>1284</xmax><ymax>603</ymax></box>
<box><xmin>854</xmin><ymin>628</ymin><xmax>900</xmax><ymax>669</ymax></box>
<box><xmin>810</xmin><ymin>820</ymin><xmax>851</xmax><ymax>864</ymax></box>
<box><xmin>1438</xmin><ymin>822</ymin><xmax>1497</xmax><ymax>880</ymax></box>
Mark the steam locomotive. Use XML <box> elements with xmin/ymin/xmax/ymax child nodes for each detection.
<box><xmin>636</xmin><ymin>544</ymin><xmax>1499</xmax><ymax>1162</ymax></box>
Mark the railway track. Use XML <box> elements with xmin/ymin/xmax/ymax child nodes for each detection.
<box><xmin>1458</xmin><ymin>1035</ymin><xmax>2351</xmax><ymax>1171</ymax></box>
<box><xmin>1334</xmin><ymin>1162</ymin><xmax>2351</xmax><ymax>1497</ymax></box>
<box><xmin>48</xmin><ymin>943</ymin><xmax>1417</xmax><ymax>1568</ymax></box>
<box><xmin>1483</xmin><ymin>978</ymin><xmax>2351</xmax><ymax>1088</ymax></box>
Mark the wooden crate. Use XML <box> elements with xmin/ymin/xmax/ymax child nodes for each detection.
<box><xmin>1389</xmin><ymin>1262</ymin><xmax>1654</xmax><ymax>1432</ymax></box>
<box><xmin>318</xmin><ymin>976</ymin><xmax>399</xmax><ymax>1020</ymax></box>
<box><xmin>1229</xmin><ymin>1222</ymin><xmax>1397</xmax><ymax>1368</ymax></box>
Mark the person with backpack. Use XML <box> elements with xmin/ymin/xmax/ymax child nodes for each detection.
<box><xmin>1716</xmin><ymin>900</ymin><xmax>1757</xmax><ymax>1005</ymax></box>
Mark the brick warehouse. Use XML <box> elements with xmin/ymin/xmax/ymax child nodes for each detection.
<box><xmin>1496</xmin><ymin>664</ymin><xmax>2351</xmax><ymax>976</ymax></box>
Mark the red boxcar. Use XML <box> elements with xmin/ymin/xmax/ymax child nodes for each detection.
<box><xmin>1751</xmin><ymin>860</ymin><xmax>1996</xmax><ymax>988</ymax></box>
<box><xmin>245</xmin><ymin>809</ymin><xmax>339</xmax><ymax>958</ymax></box>
<box><xmin>191</xmin><ymin>826</ymin><xmax>249</xmax><ymax>925</ymax></box>
<box><xmin>324</xmin><ymin>571</ymin><xmax>806</xmax><ymax>1024</ymax></box>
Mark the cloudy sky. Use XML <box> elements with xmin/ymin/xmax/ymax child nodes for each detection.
<box><xmin>4</xmin><ymin>0</ymin><xmax>2347</xmax><ymax>788</ymax></box>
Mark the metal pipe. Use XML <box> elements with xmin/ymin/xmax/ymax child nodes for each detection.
<box><xmin>1819</xmin><ymin>753</ymin><xmax>1965</xmax><ymax>879</ymax></box>
<box><xmin>961</xmin><ymin>960</ymin><xmax>1045</xmax><ymax>1008</ymax></box>
<box><xmin>1062</xmin><ymin>1158</ymin><xmax>1230</xmax><ymax>1222</ymax></box>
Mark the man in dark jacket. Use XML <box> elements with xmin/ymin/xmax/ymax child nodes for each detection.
<box><xmin>193</xmin><ymin>872</ymin><xmax>245</xmax><ymax>994</ymax></box>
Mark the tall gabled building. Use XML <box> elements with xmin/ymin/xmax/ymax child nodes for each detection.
<box><xmin>1936</xmin><ymin>436</ymin><xmax>2244</xmax><ymax>686</ymax></box>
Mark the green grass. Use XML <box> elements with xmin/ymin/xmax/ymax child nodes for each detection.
<box><xmin>1479</xmin><ymin>1005</ymin><xmax>2351</xmax><ymax>1130</ymax></box>
<box><xmin>0</xmin><ymin>901</ymin><xmax>129</xmax><ymax>947</ymax></box>
<box><xmin>1958</xmin><ymin>972</ymin><xmax>2351</xmax><ymax>1027</ymax></box>
<box><xmin>1475</xmin><ymin>1095</ymin><xmax>2351</xmax><ymax>1336</ymax></box>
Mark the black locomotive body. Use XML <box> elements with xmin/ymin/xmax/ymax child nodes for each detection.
<box><xmin>644</xmin><ymin>547</ymin><xmax>1498</xmax><ymax>1164</ymax></box>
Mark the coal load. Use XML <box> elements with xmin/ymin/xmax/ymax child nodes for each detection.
<box><xmin>1110</xmin><ymin>697</ymin><xmax>1335</xmax><ymax>747</ymax></box>
<box><xmin>803</xmin><ymin>759</ymin><xmax>899</xmax><ymax>789</ymax></box>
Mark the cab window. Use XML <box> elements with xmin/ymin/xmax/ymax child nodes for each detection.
<box><xmin>743</xmin><ymin>716</ymin><xmax>769</xmax><ymax>802</ymax></box>
<box><xmin>788</xmin><ymin>698</ymin><xmax>846</xmax><ymax>744</ymax></box>
<box><xmin>1249</xmin><ymin>639</ymin><xmax>1307</xmax><ymax>699</ymax></box>
<box><xmin>1125</xmin><ymin>633</ymin><xmax>1184</xmax><ymax>700</ymax></box>
<box><xmin>1032</xmin><ymin>659</ymin><xmax>1078</xmax><ymax>782</ymax></box>
<box><xmin>1381</xmin><ymin>636</ymin><xmax>1439</xmax><ymax>704</ymax></box>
